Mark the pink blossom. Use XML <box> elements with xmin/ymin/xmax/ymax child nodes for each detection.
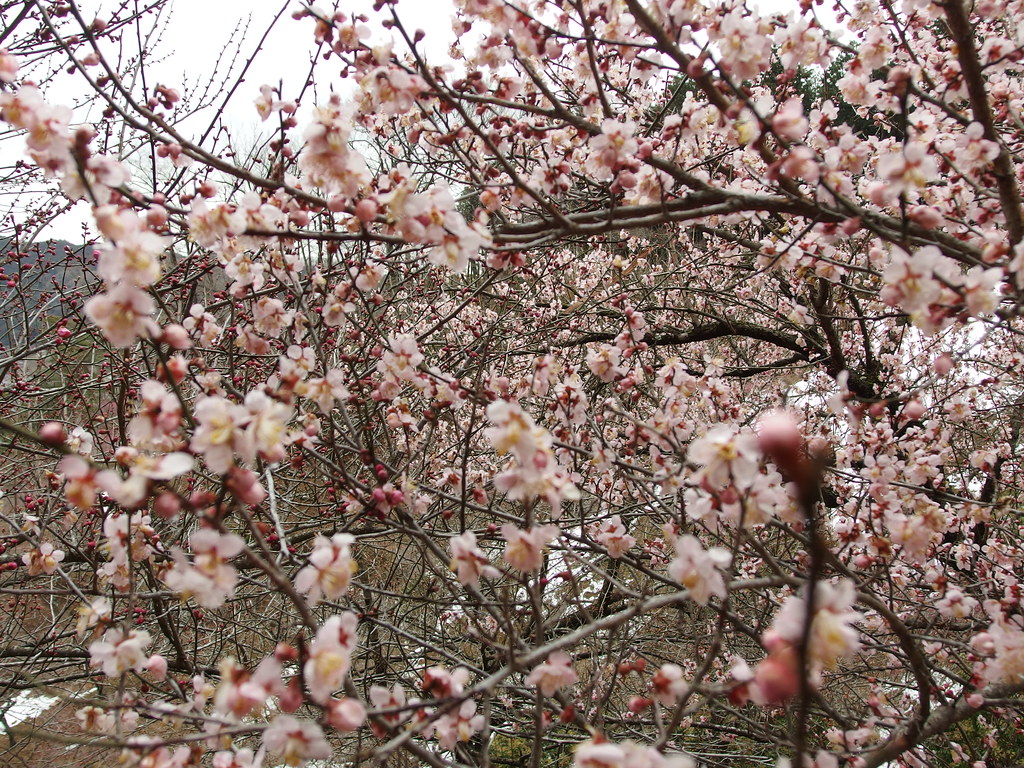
<box><xmin>84</xmin><ymin>283</ymin><xmax>157</xmax><ymax>348</ymax></box>
<box><xmin>687</xmin><ymin>424</ymin><xmax>761</xmax><ymax>491</ymax></box>
<box><xmin>97</xmin><ymin>229</ymin><xmax>168</xmax><ymax>287</ymax></box>
<box><xmin>304</xmin><ymin>613</ymin><xmax>359</xmax><ymax>703</ymax></box>
<box><xmin>294</xmin><ymin>533</ymin><xmax>357</xmax><ymax>605</ymax></box>
<box><xmin>486</xmin><ymin>400</ymin><xmax>580</xmax><ymax>515</ymax></box>
<box><xmin>651</xmin><ymin>663</ymin><xmax>688</xmax><ymax>707</ymax></box>
<box><xmin>22</xmin><ymin>542</ymin><xmax>65</xmax><ymax>575</ymax></box>
<box><xmin>772</xmin><ymin>97</ymin><xmax>809</xmax><ymax>142</ymax></box>
<box><xmin>214</xmin><ymin>656</ymin><xmax>284</xmax><ymax>719</ymax></box>
<box><xmin>433</xmin><ymin>699</ymin><xmax>485</xmax><ymax>749</ymax></box>
<box><xmin>935</xmin><ymin>588</ymin><xmax>978</xmax><ymax>619</ymax></box>
<box><xmin>263</xmin><ymin>715</ymin><xmax>331</xmax><ymax>767</ymax></box>
<box><xmin>377</xmin><ymin>333</ymin><xmax>424</xmax><ymax>382</ymax></box>
<box><xmin>526</xmin><ymin>651</ymin><xmax>578</xmax><ymax>696</ymax></box>
<box><xmin>299</xmin><ymin>95</ymin><xmax>370</xmax><ymax>197</ymax></box>
<box><xmin>574</xmin><ymin>739</ymin><xmax>627</xmax><ymax>768</ymax></box>
<box><xmin>876</xmin><ymin>142</ymin><xmax>937</xmax><ymax>198</ymax></box>
<box><xmin>326</xmin><ymin>697</ymin><xmax>367</xmax><ymax>732</ymax></box>
<box><xmin>667</xmin><ymin>535</ymin><xmax>730</xmax><ymax>605</ymax></box>
<box><xmin>587</xmin><ymin>119</ymin><xmax>638</xmax><ymax>180</ymax></box>
<box><xmin>501</xmin><ymin>523</ymin><xmax>560</xmax><ymax>572</ymax></box>
<box><xmin>981</xmin><ymin>611</ymin><xmax>1024</xmax><ymax>683</ymax></box>
<box><xmin>191</xmin><ymin>396</ymin><xmax>251</xmax><ymax>474</ymax></box>
<box><xmin>164</xmin><ymin>528</ymin><xmax>245</xmax><ymax>609</ymax></box>
<box><xmin>147</xmin><ymin>654</ymin><xmax>168</xmax><ymax>681</ymax></box>
<box><xmin>213</xmin><ymin>748</ymin><xmax>262</xmax><ymax>768</ymax></box>
<box><xmin>770</xmin><ymin>580</ymin><xmax>862</xmax><ymax>676</ymax></box>
<box><xmin>368</xmin><ymin>683</ymin><xmax>409</xmax><ymax>735</ymax></box>
<box><xmin>448</xmin><ymin>530</ymin><xmax>500</xmax><ymax>587</ymax></box>
<box><xmin>89</xmin><ymin>628</ymin><xmax>152</xmax><ymax>677</ymax></box>
<box><xmin>359</xmin><ymin>66</ymin><xmax>427</xmax><ymax>115</ymax></box>
<box><xmin>0</xmin><ymin>49</ymin><xmax>18</xmax><ymax>83</ymax></box>
<box><xmin>587</xmin><ymin>344</ymin><xmax>625</xmax><ymax>382</ymax></box>
<box><xmin>588</xmin><ymin>515</ymin><xmax>636</xmax><ymax>559</ymax></box>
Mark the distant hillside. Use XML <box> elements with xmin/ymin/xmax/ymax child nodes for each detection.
<box><xmin>0</xmin><ymin>238</ymin><xmax>96</xmax><ymax>351</ymax></box>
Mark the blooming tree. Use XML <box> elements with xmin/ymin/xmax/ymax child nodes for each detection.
<box><xmin>0</xmin><ymin>0</ymin><xmax>1023</xmax><ymax>767</ymax></box>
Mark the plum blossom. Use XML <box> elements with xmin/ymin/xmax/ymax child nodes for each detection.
<box><xmin>128</xmin><ymin>380</ymin><xmax>183</xmax><ymax>450</ymax></box>
<box><xmin>880</xmin><ymin>246</ymin><xmax>960</xmax><ymax>319</ymax></box>
<box><xmin>772</xmin><ymin>97</ymin><xmax>809</xmax><ymax>142</ymax></box>
<box><xmin>422</xmin><ymin>665</ymin><xmax>470</xmax><ymax>698</ymax></box>
<box><xmin>262</xmin><ymin>715</ymin><xmax>331</xmax><ymax>767</ymax></box>
<box><xmin>587</xmin><ymin>119</ymin><xmax>638</xmax><ymax>180</ymax></box>
<box><xmin>76</xmin><ymin>597</ymin><xmax>112</xmax><ymax>639</ymax></box>
<box><xmin>935</xmin><ymin>588</ymin><xmax>979</xmax><ymax>619</ymax></box>
<box><xmin>486</xmin><ymin>400</ymin><xmax>580</xmax><ymax>515</ymax></box>
<box><xmin>188</xmin><ymin>200</ymin><xmax>247</xmax><ymax>249</ymax></box>
<box><xmin>164</xmin><ymin>528</ymin><xmax>246</xmax><ymax>609</ymax></box>
<box><xmin>587</xmin><ymin>344</ymin><xmax>626</xmax><ymax>382</ymax></box>
<box><xmin>244</xmin><ymin>390</ymin><xmax>291</xmax><ymax>464</ymax></box>
<box><xmin>769</xmin><ymin>580</ymin><xmax>862</xmax><ymax>677</ymax></box>
<box><xmin>448</xmin><ymin>530</ymin><xmax>500</xmax><ymax>587</ymax></box>
<box><xmin>213</xmin><ymin>748</ymin><xmax>263</xmax><ymax>768</ymax></box>
<box><xmin>667</xmin><ymin>535</ymin><xmax>730</xmax><ymax>605</ymax></box>
<box><xmin>76</xmin><ymin>705</ymin><xmax>115</xmax><ymax>733</ymax></box>
<box><xmin>876</xmin><ymin>141</ymin><xmax>938</xmax><ymax>199</ymax></box>
<box><xmin>326</xmin><ymin>697</ymin><xmax>366</xmax><ymax>732</ymax></box>
<box><xmin>588</xmin><ymin>515</ymin><xmax>636</xmax><ymax>558</ymax></box>
<box><xmin>359</xmin><ymin>66</ymin><xmax>427</xmax><ymax>115</ymax></box>
<box><xmin>574</xmin><ymin>739</ymin><xmax>627</xmax><ymax>768</ymax></box>
<box><xmin>433</xmin><ymin>699</ymin><xmax>485</xmax><ymax>749</ymax></box>
<box><xmin>84</xmin><ymin>283</ymin><xmax>157</xmax><ymax>347</ymax></box>
<box><xmin>254</xmin><ymin>84</ymin><xmax>293</xmax><ymax>121</ymax></box>
<box><xmin>294</xmin><ymin>533</ymin><xmax>357</xmax><ymax>605</ymax></box>
<box><xmin>368</xmin><ymin>683</ymin><xmax>410</xmax><ymax>736</ymax></box>
<box><xmin>299</xmin><ymin>94</ymin><xmax>370</xmax><ymax>197</ymax></box>
<box><xmin>191</xmin><ymin>396</ymin><xmax>251</xmax><ymax>474</ymax></box>
<box><xmin>22</xmin><ymin>542</ymin><xmax>65</xmax><ymax>575</ymax></box>
<box><xmin>304</xmin><ymin>613</ymin><xmax>359</xmax><ymax>703</ymax></box>
<box><xmin>574</xmin><ymin>738</ymin><xmax>694</xmax><ymax>768</ymax></box>
<box><xmin>979</xmin><ymin>607</ymin><xmax>1024</xmax><ymax>683</ymax></box>
<box><xmin>687</xmin><ymin>425</ymin><xmax>761</xmax><ymax>491</ymax></box>
<box><xmin>377</xmin><ymin>333</ymin><xmax>424</xmax><ymax>383</ymax></box>
<box><xmin>89</xmin><ymin>628</ymin><xmax>152</xmax><ymax>677</ymax></box>
<box><xmin>97</xmin><ymin>228</ymin><xmax>168</xmax><ymax>287</ymax></box>
<box><xmin>651</xmin><ymin>663</ymin><xmax>687</xmax><ymax>706</ymax></box>
<box><xmin>301</xmin><ymin>368</ymin><xmax>349</xmax><ymax>412</ymax></box>
<box><xmin>526</xmin><ymin>651</ymin><xmax>578</xmax><ymax>696</ymax></box>
<box><xmin>0</xmin><ymin>49</ymin><xmax>17</xmax><ymax>82</ymax></box>
<box><xmin>501</xmin><ymin>523</ymin><xmax>560</xmax><ymax>572</ymax></box>
<box><xmin>214</xmin><ymin>656</ymin><xmax>284</xmax><ymax>719</ymax></box>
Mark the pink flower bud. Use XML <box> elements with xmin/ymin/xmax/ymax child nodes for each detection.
<box><xmin>162</xmin><ymin>324</ymin><xmax>193</xmax><ymax>350</ymax></box>
<box><xmin>354</xmin><ymin>199</ymin><xmax>379</xmax><ymax>223</ymax></box>
<box><xmin>146</xmin><ymin>205</ymin><xmax>168</xmax><ymax>228</ymax></box>
<box><xmin>153</xmin><ymin>491</ymin><xmax>181</xmax><ymax>520</ymax></box>
<box><xmin>752</xmin><ymin>645</ymin><xmax>801</xmax><ymax>705</ymax></box>
<box><xmin>147</xmin><ymin>654</ymin><xmax>168</xmax><ymax>681</ymax></box>
<box><xmin>628</xmin><ymin>696</ymin><xmax>652</xmax><ymax>713</ymax></box>
<box><xmin>841</xmin><ymin>217</ymin><xmax>861</xmax><ymax>235</ymax></box>
<box><xmin>909</xmin><ymin>205</ymin><xmax>943</xmax><ymax>228</ymax></box>
<box><xmin>326</xmin><ymin>697</ymin><xmax>367</xmax><ymax>732</ymax></box>
<box><xmin>933</xmin><ymin>353</ymin><xmax>954</xmax><ymax>376</ymax></box>
<box><xmin>227</xmin><ymin>468</ymin><xmax>267</xmax><ymax>506</ymax></box>
<box><xmin>902</xmin><ymin>399</ymin><xmax>926</xmax><ymax>421</ymax></box>
<box><xmin>279</xmin><ymin>677</ymin><xmax>303</xmax><ymax>713</ymax></box>
<box><xmin>38</xmin><ymin>422</ymin><xmax>67</xmax><ymax>446</ymax></box>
